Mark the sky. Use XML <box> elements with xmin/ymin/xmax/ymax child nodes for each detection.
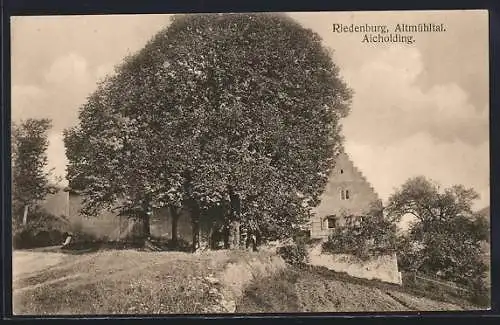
<box><xmin>10</xmin><ymin>10</ymin><xmax>490</xmax><ymax>211</ymax></box>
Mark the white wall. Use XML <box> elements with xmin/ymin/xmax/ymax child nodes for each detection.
<box><xmin>308</xmin><ymin>243</ymin><xmax>402</xmax><ymax>285</ymax></box>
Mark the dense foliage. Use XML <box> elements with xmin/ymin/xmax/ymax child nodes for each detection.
<box><xmin>277</xmin><ymin>242</ymin><xmax>309</xmax><ymax>266</ymax></box>
<box><xmin>387</xmin><ymin>176</ymin><xmax>489</xmax><ymax>289</ymax></box>
<box><xmin>12</xmin><ymin>118</ymin><xmax>57</xmax><ymax>225</ymax></box>
<box><xmin>322</xmin><ymin>202</ymin><xmax>398</xmax><ymax>260</ymax></box>
<box><xmin>12</xmin><ymin>210</ymin><xmax>67</xmax><ymax>249</ymax></box>
<box><xmin>64</xmin><ymin>13</ymin><xmax>352</xmax><ymax>248</ymax></box>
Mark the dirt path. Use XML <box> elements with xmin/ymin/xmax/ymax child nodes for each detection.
<box><xmin>13</xmin><ymin>249</ymin><xmax>71</xmax><ymax>278</ymax></box>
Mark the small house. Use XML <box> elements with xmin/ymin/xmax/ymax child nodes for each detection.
<box><xmin>310</xmin><ymin>151</ymin><xmax>381</xmax><ymax>239</ymax></box>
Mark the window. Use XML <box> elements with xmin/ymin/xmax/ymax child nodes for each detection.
<box><xmin>340</xmin><ymin>189</ymin><xmax>351</xmax><ymax>200</ymax></box>
<box><xmin>327</xmin><ymin>216</ymin><xmax>337</xmax><ymax>229</ymax></box>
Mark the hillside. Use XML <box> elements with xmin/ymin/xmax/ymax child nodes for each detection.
<box><xmin>13</xmin><ymin>248</ymin><xmax>285</xmax><ymax>315</ymax></box>
<box><xmin>237</xmin><ymin>267</ymin><xmax>480</xmax><ymax>313</ymax></box>
<box><xmin>12</xmin><ymin>248</ymin><xmax>482</xmax><ymax>315</ymax></box>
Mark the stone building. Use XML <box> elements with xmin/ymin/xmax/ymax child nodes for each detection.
<box><xmin>39</xmin><ymin>189</ymin><xmax>193</xmax><ymax>242</ymax></box>
<box><xmin>65</xmin><ymin>190</ymin><xmax>196</xmax><ymax>242</ymax></box>
<box><xmin>309</xmin><ymin>151</ymin><xmax>381</xmax><ymax>239</ymax></box>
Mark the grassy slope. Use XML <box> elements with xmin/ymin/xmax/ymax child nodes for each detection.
<box><xmin>13</xmin><ymin>249</ymin><xmax>482</xmax><ymax>315</ymax></box>
<box><xmin>237</xmin><ymin>267</ymin><xmax>483</xmax><ymax>313</ymax></box>
<box><xmin>13</xmin><ymin>248</ymin><xmax>281</xmax><ymax>315</ymax></box>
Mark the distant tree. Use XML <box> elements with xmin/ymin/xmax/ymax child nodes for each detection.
<box><xmin>12</xmin><ymin>118</ymin><xmax>57</xmax><ymax>225</ymax></box>
<box><xmin>64</xmin><ymin>13</ymin><xmax>352</xmax><ymax>249</ymax></box>
<box><xmin>387</xmin><ymin>176</ymin><xmax>488</xmax><ymax>287</ymax></box>
<box><xmin>474</xmin><ymin>208</ymin><xmax>490</xmax><ymax>243</ymax></box>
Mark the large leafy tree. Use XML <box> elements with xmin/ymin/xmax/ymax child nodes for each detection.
<box><xmin>387</xmin><ymin>176</ymin><xmax>488</xmax><ymax>287</ymax></box>
<box><xmin>65</xmin><ymin>13</ymin><xmax>352</xmax><ymax>249</ymax></box>
<box><xmin>12</xmin><ymin>118</ymin><xmax>57</xmax><ymax>225</ymax></box>
<box><xmin>64</xmin><ymin>60</ymin><xmax>186</xmax><ymax>239</ymax></box>
<box><xmin>154</xmin><ymin>14</ymin><xmax>352</xmax><ymax>247</ymax></box>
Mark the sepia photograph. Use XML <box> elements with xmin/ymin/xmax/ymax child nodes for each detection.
<box><xmin>10</xmin><ymin>10</ymin><xmax>490</xmax><ymax>315</ymax></box>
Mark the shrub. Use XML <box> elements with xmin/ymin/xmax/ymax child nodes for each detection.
<box><xmin>13</xmin><ymin>225</ymin><xmax>66</xmax><ymax>249</ymax></box>
<box><xmin>397</xmin><ymin>217</ymin><xmax>489</xmax><ymax>291</ymax></box>
<box><xmin>12</xmin><ymin>211</ymin><xmax>68</xmax><ymax>249</ymax></box>
<box><xmin>322</xmin><ymin>208</ymin><xmax>398</xmax><ymax>260</ymax></box>
<box><xmin>293</xmin><ymin>230</ymin><xmax>310</xmax><ymax>245</ymax></box>
<box><xmin>277</xmin><ymin>242</ymin><xmax>308</xmax><ymax>266</ymax></box>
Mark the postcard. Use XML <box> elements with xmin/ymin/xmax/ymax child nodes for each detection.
<box><xmin>10</xmin><ymin>10</ymin><xmax>490</xmax><ymax>315</ymax></box>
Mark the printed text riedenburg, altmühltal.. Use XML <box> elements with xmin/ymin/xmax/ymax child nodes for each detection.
<box><xmin>332</xmin><ymin>23</ymin><xmax>446</xmax><ymax>33</ymax></box>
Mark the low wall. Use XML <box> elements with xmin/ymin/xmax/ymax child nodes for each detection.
<box><xmin>218</xmin><ymin>251</ymin><xmax>287</xmax><ymax>312</ymax></box>
<box><xmin>308</xmin><ymin>243</ymin><xmax>402</xmax><ymax>285</ymax></box>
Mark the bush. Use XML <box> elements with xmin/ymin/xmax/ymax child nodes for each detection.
<box><xmin>13</xmin><ymin>224</ymin><xmax>66</xmax><ymax>249</ymax></box>
<box><xmin>277</xmin><ymin>242</ymin><xmax>308</xmax><ymax>266</ymax></box>
<box><xmin>12</xmin><ymin>210</ymin><xmax>69</xmax><ymax>249</ymax></box>
<box><xmin>13</xmin><ymin>226</ymin><xmax>66</xmax><ymax>249</ymax></box>
<box><xmin>397</xmin><ymin>217</ymin><xmax>490</xmax><ymax>291</ymax></box>
<box><xmin>293</xmin><ymin>230</ymin><xmax>310</xmax><ymax>245</ymax></box>
<box><xmin>322</xmin><ymin>210</ymin><xmax>398</xmax><ymax>261</ymax></box>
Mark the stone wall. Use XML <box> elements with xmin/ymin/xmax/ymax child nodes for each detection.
<box><xmin>308</xmin><ymin>243</ymin><xmax>402</xmax><ymax>285</ymax></box>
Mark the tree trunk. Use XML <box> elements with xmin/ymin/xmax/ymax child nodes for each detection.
<box><xmin>142</xmin><ymin>211</ymin><xmax>151</xmax><ymax>239</ymax></box>
<box><xmin>190</xmin><ymin>200</ymin><xmax>201</xmax><ymax>252</ymax></box>
<box><xmin>228</xmin><ymin>190</ymin><xmax>241</xmax><ymax>250</ymax></box>
<box><xmin>22</xmin><ymin>205</ymin><xmax>29</xmax><ymax>225</ymax></box>
<box><xmin>208</xmin><ymin>227</ymin><xmax>215</xmax><ymax>249</ymax></box>
<box><xmin>241</xmin><ymin>225</ymin><xmax>248</xmax><ymax>249</ymax></box>
<box><xmin>141</xmin><ymin>199</ymin><xmax>151</xmax><ymax>240</ymax></box>
<box><xmin>170</xmin><ymin>206</ymin><xmax>179</xmax><ymax>246</ymax></box>
<box><xmin>192</xmin><ymin>216</ymin><xmax>200</xmax><ymax>252</ymax></box>
<box><xmin>223</xmin><ymin>226</ymin><xmax>230</xmax><ymax>249</ymax></box>
<box><xmin>229</xmin><ymin>220</ymin><xmax>240</xmax><ymax>249</ymax></box>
